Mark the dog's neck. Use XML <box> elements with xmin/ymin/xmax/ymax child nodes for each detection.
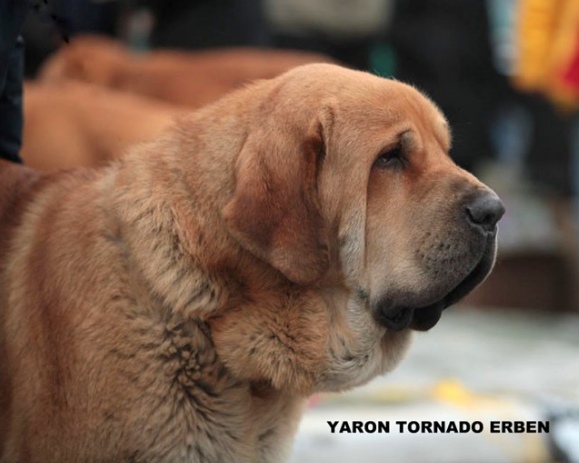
<box><xmin>106</xmin><ymin>87</ymin><xmax>293</xmax><ymax>318</ymax></box>
<box><xmin>104</xmin><ymin>95</ymin><xmax>399</xmax><ymax>400</ymax></box>
<box><xmin>106</xmin><ymin>148</ymin><xmax>231</xmax><ymax>322</ymax></box>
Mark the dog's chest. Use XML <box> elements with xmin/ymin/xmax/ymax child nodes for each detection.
<box><xmin>105</xmin><ymin>318</ymin><xmax>301</xmax><ymax>463</ymax></box>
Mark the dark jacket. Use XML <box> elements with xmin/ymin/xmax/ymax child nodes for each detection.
<box><xmin>0</xmin><ymin>0</ymin><xmax>28</xmax><ymax>164</ymax></box>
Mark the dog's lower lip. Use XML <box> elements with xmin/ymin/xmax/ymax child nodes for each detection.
<box><xmin>376</xmin><ymin>307</ymin><xmax>414</xmax><ymax>332</ymax></box>
<box><xmin>375</xmin><ymin>240</ymin><xmax>495</xmax><ymax>332</ymax></box>
<box><xmin>410</xmin><ymin>300</ymin><xmax>444</xmax><ymax>331</ymax></box>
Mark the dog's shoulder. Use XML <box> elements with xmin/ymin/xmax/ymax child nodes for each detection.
<box><xmin>0</xmin><ymin>160</ymin><xmax>42</xmax><ymax>241</ymax></box>
<box><xmin>0</xmin><ymin>161</ymin><xmax>97</xmax><ymax>253</ymax></box>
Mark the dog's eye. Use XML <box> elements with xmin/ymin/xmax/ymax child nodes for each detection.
<box><xmin>374</xmin><ymin>145</ymin><xmax>406</xmax><ymax>170</ymax></box>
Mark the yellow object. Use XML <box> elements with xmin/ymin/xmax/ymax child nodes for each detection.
<box><xmin>513</xmin><ymin>0</ymin><xmax>579</xmax><ymax>110</ymax></box>
<box><xmin>432</xmin><ymin>378</ymin><xmax>480</xmax><ymax>406</ymax></box>
<box><xmin>432</xmin><ymin>379</ymin><xmax>551</xmax><ymax>463</ymax></box>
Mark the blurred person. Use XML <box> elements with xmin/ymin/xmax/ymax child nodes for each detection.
<box><xmin>0</xmin><ymin>0</ymin><xmax>28</xmax><ymax>164</ymax></box>
<box><xmin>1</xmin><ymin>0</ymin><xmax>75</xmax><ymax>165</ymax></box>
<box><xmin>265</xmin><ymin>0</ymin><xmax>393</xmax><ymax>70</ymax></box>
<box><xmin>137</xmin><ymin>0</ymin><xmax>270</xmax><ymax>50</ymax></box>
<box><xmin>22</xmin><ymin>0</ymin><xmax>273</xmax><ymax>77</ymax></box>
<box><xmin>513</xmin><ymin>0</ymin><xmax>579</xmax><ymax>110</ymax></box>
<box><xmin>389</xmin><ymin>0</ymin><xmax>510</xmax><ymax>172</ymax></box>
<box><xmin>509</xmin><ymin>0</ymin><xmax>579</xmax><ymax>195</ymax></box>
<box><xmin>21</xmin><ymin>0</ymin><xmax>119</xmax><ymax>77</ymax></box>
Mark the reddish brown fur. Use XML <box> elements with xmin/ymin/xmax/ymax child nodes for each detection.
<box><xmin>39</xmin><ymin>35</ymin><xmax>337</xmax><ymax>108</ymax></box>
<box><xmin>0</xmin><ymin>64</ymin><xmax>499</xmax><ymax>462</ymax></box>
<box><xmin>22</xmin><ymin>82</ymin><xmax>186</xmax><ymax>169</ymax></box>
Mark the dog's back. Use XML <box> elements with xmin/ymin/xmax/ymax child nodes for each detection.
<box><xmin>0</xmin><ymin>160</ymin><xmax>41</xmax><ymax>458</ymax></box>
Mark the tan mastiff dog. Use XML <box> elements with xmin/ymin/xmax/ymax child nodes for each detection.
<box><xmin>39</xmin><ymin>35</ymin><xmax>336</xmax><ymax>108</ymax></box>
<box><xmin>0</xmin><ymin>64</ymin><xmax>504</xmax><ymax>462</ymax></box>
<box><xmin>22</xmin><ymin>82</ymin><xmax>186</xmax><ymax>170</ymax></box>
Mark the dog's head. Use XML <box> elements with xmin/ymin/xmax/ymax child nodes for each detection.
<box><xmin>215</xmin><ymin>64</ymin><xmax>503</xmax><ymax>392</ymax></box>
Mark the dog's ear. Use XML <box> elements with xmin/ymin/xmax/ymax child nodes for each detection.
<box><xmin>222</xmin><ymin>110</ymin><xmax>331</xmax><ymax>285</ymax></box>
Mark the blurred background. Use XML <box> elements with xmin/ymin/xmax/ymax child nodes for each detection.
<box><xmin>20</xmin><ymin>0</ymin><xmax>579</xmax><ymax>461</ymax></box>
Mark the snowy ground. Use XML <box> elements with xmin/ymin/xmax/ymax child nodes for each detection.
<box><xmin>288</xmin><ymin>307</ymin><xmax>579</xmax><ymax>463</ymax></box>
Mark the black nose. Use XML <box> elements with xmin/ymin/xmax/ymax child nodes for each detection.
<box><xmin>465</xmin><ymin>192</ymin><xmax>505</xmax><ymax>232</ymax></box>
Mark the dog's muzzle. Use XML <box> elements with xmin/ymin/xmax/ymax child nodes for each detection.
<box><xmin>375</xmin><ymin>191</ymin><xmax>504</xmax><ymax>332</ymax></box>
<box><xmin>375</xmin><ymin>240</ymin><xmax>496</xmax><ymax>332</ymax></box>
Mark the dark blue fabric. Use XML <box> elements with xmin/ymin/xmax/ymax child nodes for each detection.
<box><xmin>0</xmin><ymin>0</ymin><xmax>28</xmax><ymax>164</ymax></box>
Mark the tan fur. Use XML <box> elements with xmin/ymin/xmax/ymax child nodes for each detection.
<box><xmin>0</xmin><ymin>64</ymin><xmax>500</xmax><ymax>462</ymax></box>
<box><xmin>39</xmin><ymin>35</ymin><xmax>337</xmax><ymax>108</ymax></box>
<box><xmin>22</xmin><ymin>82</ymin><xmax>186</xmax><ymax>169</ymax></box>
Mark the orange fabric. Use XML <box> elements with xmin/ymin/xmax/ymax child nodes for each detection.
<box><xmin>513</xmin><ymin>0</ymin><xmax>579</xmax><ymax>110</ymax></box>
